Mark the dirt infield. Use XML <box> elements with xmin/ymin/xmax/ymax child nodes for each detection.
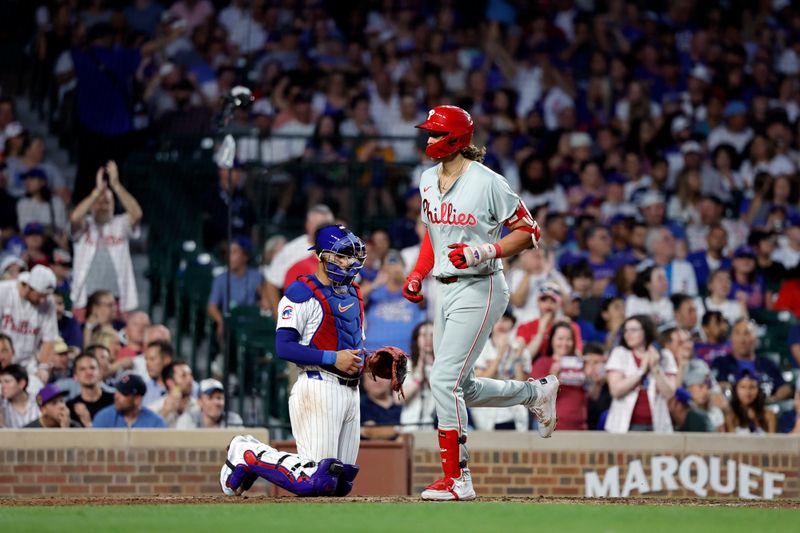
<box><xmin>1</xmin><ymin>495</ymin><xmax>798</xmax><ymax>508</ymax></box>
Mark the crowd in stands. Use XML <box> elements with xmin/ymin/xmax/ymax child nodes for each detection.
<box><xmin>3</xmin><ymin>1</ymin><xmax>800</xmax><ymax>436</ymax></box>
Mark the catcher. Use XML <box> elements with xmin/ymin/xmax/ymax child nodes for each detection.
<box><xmin>220</xmin><ymin>224</ymin><xmax>408</xmax><ymax>497</ymax></box>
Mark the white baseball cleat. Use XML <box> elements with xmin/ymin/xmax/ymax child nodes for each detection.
<box><xmin>420</xmin><ymin>468</ymin><xmax>476</xmax><ymax>501</ymax></box>
<box><xmin>527</xmin><ymin>375</ymin><xmax>559</xmax><ymax>438</ymax></box>
<box><xmin>219</xmin><ymin>435</ymin><xmax>258</xmax><ymax>496</ymax></box>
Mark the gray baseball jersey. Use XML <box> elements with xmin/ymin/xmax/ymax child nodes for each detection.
<box><xmin>419</xmin><ymin>162</ymin><xmax>523</xmax><ymax>277</ymax></box>
<box><xmin>418</xmin><ymin>161</ymin><xmax>536</xmax><ymax>436</ymax></box>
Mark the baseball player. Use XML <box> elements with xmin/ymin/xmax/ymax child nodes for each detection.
<box><xmin>404</xmin><ymin>105</ymin><xmax>560</xmax><ymax>501</ymax></box>
<box><xmin>221</xmin><ymin>224</ymin><xmax>365</xmax><ymax>497</ymax></box>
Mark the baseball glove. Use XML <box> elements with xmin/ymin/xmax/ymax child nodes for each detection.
<box><xmin>364</xmin><ymin>346</ymin><xmax>409</xmax><ymax>399</ymax></box>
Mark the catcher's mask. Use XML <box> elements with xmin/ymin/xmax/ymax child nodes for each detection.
<box><xmin>310</xmin><ymin>224</ymin><xmax>366</xmax><ymax>286</ymax></box>
<box><xmin>415</xmin><ymin>105</ymin><xmax>474</xmax><ymax>159</ymax></box>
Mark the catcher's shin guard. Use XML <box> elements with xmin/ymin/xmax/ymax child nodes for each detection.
<box><xmin>333</xmin><ymin>464</ymin><xmax>360</xmax><ymax>496</ymax></box>
<box><xmin>244</xmin><ymin>450</ymin><xmax>343</xmax><ymax>497</ymax></box>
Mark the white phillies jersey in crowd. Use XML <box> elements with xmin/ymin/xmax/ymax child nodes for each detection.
<box><xmin>419</xmin><ymin>161</ymin><xmax>525</xmax><ymax>278</ymax></box>
<box><xmin>0</xmin><ymin>280</ymin><xmax>58</xmax><ymax>369</ymax></box>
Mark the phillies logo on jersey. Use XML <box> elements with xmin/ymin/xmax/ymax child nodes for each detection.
<box><xmin>423</xmin><ymin>199</ymin><xmax>477</xmax><ymax>227</ymax></box>
<box><xmin>0</xmin><ymin>314</ymin><xmax>41</xmax><ymax>336</ymax></box>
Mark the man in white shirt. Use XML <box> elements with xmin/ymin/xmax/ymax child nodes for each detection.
<box><xmin>707</xmin><ymin>101</ymin><xmax>754</xmax><ymax>156</ymax></box>
<box><xmin>772</xmin><ymin>214</ymin><xmax>800</xmax><ymax>269</ymax></box>
<box><xmin>646</xmin><ymin>227</ymin><xmax>699</xmax><ymax>296</ymax></box>
<box><xmin>176</xmin><ymin>378</ymin><xmax>243</xmax><ymax>428</ymax></box>
<box><xmin>69</xmin><ymin>161</ymin><xmax>142</xmax><ymax>314</ymax></box>
<box><xmin>262</xmin><ymin>205</ymin><xmax>333</xmax><ymax>315</ymax></box>
<box><xmin>0</xmin><ymin>265</ymin><xmax>58</xmax><ymax>381</ymax></box>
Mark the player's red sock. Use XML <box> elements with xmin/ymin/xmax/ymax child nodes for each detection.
<box><xmin>437</xmin><ymin>429</ymin><xmax>464</xmax><ymax>479</ymax></box>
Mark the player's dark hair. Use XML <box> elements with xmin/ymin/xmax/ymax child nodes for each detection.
<box><xmin>162</xmin><ymin>359</ymin><xmax>190</xmax><ymax>385</ymax></box>
<box><xmin>147</xmin><ymin>340</ymin><xmax>174</xmax><ymax>359</ymax></box>
<box><xmin>632</xmin><ymin>266</ymin><xmax>657</xmax><ymax>300</ymax></box>
<box><xmin>460</xmin><ymin>144</ymin><xmax>486</xmax><ymax>162</ymax></box>
<box><xmin>0</xmin><ymin>332</ymin><xmax>14</xmax><ymax>352</ymax></box>
<box><xmin>0</xmin><ymin>363</ymin><xmax>28</xmax><ymax>390</ymax></box>
<box><xmin>410</xmin><ymin>321</ymin><xmax>433</xmax><ymax>368</ymax></box>
<box><xmin>546</xmin><ymin>320</ymin><xmax>576</xmax><ymax>357</ymax></box>
<box><xmin>619</xmin><ymin>315</ymin><xmax>657</xmax><ymax>350</ymax></box>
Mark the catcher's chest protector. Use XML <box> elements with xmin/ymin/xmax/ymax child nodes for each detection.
<box><xmin>300</xmin><ymin>275</ymin><xmax>364</xmax><ymax>352</ymax></box>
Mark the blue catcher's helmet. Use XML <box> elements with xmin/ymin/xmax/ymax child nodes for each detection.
<box><xmin>310</xmin><ymin>224</ymin><xmax>367</xmax><ymax>286</ymax></box>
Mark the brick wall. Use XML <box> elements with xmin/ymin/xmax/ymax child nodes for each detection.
<box><xmin>410</xmin><ymin>431</ymin><xmax>800</xmax><ymax>499</ymax></box>
<box><xmin>0</xmin><ymin>429</ymin><xmax>269</xmax><ymax>497</ymax></box>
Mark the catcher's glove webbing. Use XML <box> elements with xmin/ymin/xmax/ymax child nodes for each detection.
<box><xmin>363</xmin><ymin>346</ymin><xmax>409</xmax><ymax>399</ymax></box>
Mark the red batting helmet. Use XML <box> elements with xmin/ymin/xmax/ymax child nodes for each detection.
<box><xmin>415</xmin><ymin>105</ymin><xmax>474</xmax><ymax>159</ymax></box>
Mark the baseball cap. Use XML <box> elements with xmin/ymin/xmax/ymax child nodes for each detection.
<box><xmin>22</xmin><ymin>168</ymin><xmax>48</xmax><ymax>181</ymax></box>
<box><xmin>4</xmin><ymin>121</ymin><xmax>24</xmax><ymax>138</ymax></box>
<box><xmin>673</xmin><ymin>387</ymin><xmax>692</xmax><ymax>405</ymax></box>
<box><xmin>231</xmin><ymin>235</ymin><xmax>253</xmax><ymax>257</ymax></box>
<box><xmin>604</xmin><ymin>172</ymin><xmax>626</xmax><ymax>185</ymax></box>
<box><xmin>680</xmin><ymin>141</ymin><xmax>702</xmax><ymax>155</ymax></box>
<box><xmin>21</xmin><ymin>265</ymin><xmax>56</xmax><ymax>294</ymax></box>
<box><xmin>723</xmin><ymin>101</ymin><xmax>747</xmax><ymax>118</ymax></box>
<box><xmin>23</xmin><ymin>222</ymin><xmax>45</xmax><ymax>236</ymax></box>
<box><xmin>36</xmin><ymin>383</ymin><xmax>68</xmax><ymax>407</ymax></box>
<box><xmin>734</xmin><ymin>367</ymin><xmax>760</xmax><ymax>384</ymax></box>
<box><xmin>569</xmin><ymin>132</ymin><xmax>592</xmax><ymax>149</ymax></box>
<box><xmin>689</xmin><ymin>64</ymin><xmax>712</xmax><ymax>84</ymax></box>
<box><xmin>53</xmin><ymin>337</ymin><xmax>69</xmax><ymax>355</ymax></box>
<box><xmin>52</xmin><ymin>248</ymin><xmax>72</xmax><ymax>266</ymax></box>
<box><xmin>538</xmin><ymin>283</ymin><xmax>563</xmax><ymax>302</ymax></box>
<box><xmin>115</xmin><ymin>373</ymin><xmax>147</xmax><ymax>396</ymax></box>
<box><xmin>640</xmin><ymin>191</ymin><xmax>665</xmax><ymax>208</ymax></box>
<box><xmin>385</xmin><ymin>249</ymin><xmax>404</xmax><ymax>265</ymax></box>
<box><xmin>252</xmin><ymin>98</ymin><xmax>274</xmax><ymax>117</ymax></box>
<box><xmin>683</xmin><ymin>359</ymin><xmax>712</xmax><ymax>386</ymax></box>
<box><xmin>0</xmin><ymin>254</ymin><xmax>26</xmax><ymax>275</ymax></box>
<box><xmin>671</xmin><ymin>115</ymin><xmax>690</xmax><ymax>135</ymax></box>
<box><xmin>733</xmin><ymin>245</ymin><xmax>756</xmax><ymax>259</ymax></box>
<box><xmin>200</xmin><ymin>378</ymin><xmax>224</xmax><ymax>396</ymax></box>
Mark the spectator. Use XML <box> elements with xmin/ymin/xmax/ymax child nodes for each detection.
<box><xmin>82</xmin><ymin>290</ymin><xmax>120</xmax><ymax>347</ymax></box>
<box><xmin>671</xmin><ymin>294</ymin><xmax>700</xmax><ymax>339</ymax></box>
<box><xmin>645</xmin><ymin>227</ymin><xmax>699</xmax><ymax>296</ymax></box>
<box><xmin>516</xmin><ymin>283</ymin><xmax>583</xmax><ymax>361</ymax></box>
<box><xmin>725</xmin><ymin>369</ymin><xmax>777</xmax><ymax>434</ymax></box>
<box><xmin>201</xmin><ymin>162</ymin><xmax>255</xmax><ymax>252</ymax></box>
<box><xmin>89</xmin><ymin>326</ymin><xmax>129</xmax><ymax>378</ymax></box>
<box><xmin>683</xmin><ymin>358</ymin><xmax>726</xmax><ymax>431</ymax></box>
<box><xmin>0</xmin><ymin>255</ymin><xmax>26</xmax><ymax>281</ymax></box>
<box><xmin>668</xmin><ymin>387</ymin><xmax>714</xmax><ymax>432</ymax></box>
<box><xmin>138</xmin><ymin>340</ymin><xmax>172</xmax><ymax>406</ymax></box>
<box><xmin>259</xmin><ymin>235</ymin><xmax>286</xmax><ymax>282</ymax></box>
<box><xmin>360</xmin><ymin>374</ymin><xmax>402</xmax><ymax>441</ymax></box>
<box><xmin>0</xmin><ymin>364</ymin><xmax>39</xmax><ymax>428</ymax></box>
<box><xmin>70</xmin><ymin>161</ymin><xmax>143</xmax><ymax>316</ymax></box>
<box><xmin>53</xmin><ymin>292</ymin><xmax>81</xmax><ymax>351</ymax></box>
<box><xmin>584</xmin><ymin>342</ymin><xmax>610</xmax><ymax>431</ymax></box>
<box><xmin>772</xmin><ymin>214</ymin><xmax>800</xmax><ymax>269</ymax></box>
<box><xmin>625</xmin><ymin>265</ymin><xmax>674</xmax><ymax>325</ymax></box>
<box><xmin>592</xmin><ymin>296</ymin><xmax>626</xmax><ymax>351</ymax></box>
<box><xmin>531</xmin><ymin>320</ymin><xmax>588</xmax><ymax>430</ymax></box>
<box><xmin>471</xmin><ymin>312</ymin><xmax>529</xmax><ymax>431</ymax></box>
<box><xmin>364</xmin><ymin>250</ymin><xmax>425</xmax><ymax>353</ymax></box>
<box><xmin>21</xmin><ymin>223</ymin><xmax>49</xmax><ymax>269</ymax></box>
<box><xmin>118</xmin><ymin>311</ymin><xmax>151</xmax><ymax>358</ymax></box>
<box><xmin>51</xmin><ymin>249</ymin><xmax>72</xmax><ymax>299</ymax></box>
<box><xmin>175</xmin><ymin>378</ymin><xmax>242</xmax><ymax>429</ymax></box>
<box><xmin>750</xmin><ymin>229</ymin><xmax>786</xmax><ymax>297</ymax></box>
<box><xmin>711</xmin><ymin>318</ymin><xmax>792</xmax><ymax>402</ymax></box>
<box><xmin>729</xmin><ymin>246</ymin><xmax>765</xmax><ymax>310</ymax></box>
<box><xmin>93</xmin><ymin>372</ymin><xmax>167</xmax><ymax>428</ymax></box>
<box><xmin>605</xmin><ymin>315</ymin><xmax>677</xmax><ymax>433</ymax></box>
<box><xmin>388</xmin><ymin>189</ymin><xmax>422</xmax><ymax>251</ymax></box>
<box><xmin>5</xmin><ymin>135</ymin><xmax>69</xmax><ymax>205</ymax></box>
<box><xmin>15</xmin><ymin>168</ymin><xmax>68</xmax><ymax>250</ymax></box>
<box><xmin>694</xmin><ymin>311</ymin><xmax>732</xmax><ymax>364</ymax></box>
<box><xmin>147</xmin><ymin>360</ymin><xmax>195</xmax><ymax>427</ymax></box>
<box><xmin>686</xmin><ymin>223</ymin><xmax>730</xmax><ymax>289</ymax></box>
<box><xmin>0</xmin><ymin>333</ymin><xmax>14</xmax><ymax>369</ymax></box>
<box><xmin>66</xmin><ymin>352</ymin><xmax>114</xmax><ymax>427</ymax></box>
<box><xmin>263</xmin><ymin>204</ymin><xmax>334</xmax><ymax>315</ymax></box>
<box><xmin>508</xmin><ymin>249</ymin><xmax>570</xmax><ymax>324</ymax></box>
<box><xmin>0</xmin><ymin>265</ymin><xmax>58</xmax><ymax>383</ymax></box>
<box><xmin>400</xmin><ymin>321</ymin><xmax>435</xmax><ymax>432</ymax></box>
<box><xmin>48</xmin><ymin>337</ymin><xmax>72</xmax><ymax>383</ymax></box>
<box><xmin>25</xmin><ymin>383</ymin><xmax>80</xmax><ymax>428</ymax></box>
<box><xmin>124</xmin><ymin>0</ymin><xmax>165</xmax><ymax>38</ymax></box>
<box><xmin>708</xmin><ymin>101</ymin><xmax>754</xmax><ymax>156</ymax></box>
<box><xmin>702</xmin><ymin>269</ymin><xmax>747</xmax><ymax>326</ymax></box>
<box><xmin>207</xmin><ymin>236</ymin><xmax>262</xmax><ymax>342</ymax></box>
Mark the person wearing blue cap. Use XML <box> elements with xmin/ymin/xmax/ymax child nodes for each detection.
<box><xmin>206</xmin><ymin>235</ymin><xmax>263</xmax><ymax>342</ymax></box>
<box><xmin>24</xmin><ymin>382</ymin><xmax>80</xmax><ymax>428</ymax></box>
<box><xmin>708</xmin><ymin>100</ymin><xmax>753</xmax><ymax>155</ymax></box>
<box><xmin>220</xmin><ymin>223</ymin><xmax>366</xmax><ymax>498</ymax></box>
<box><xmin>92</xmin><ymin>372</ymin><xmax>167</xmax><ymax>428</ymax></box>
<box><xmin>667</xmin><ymin>386</ymin><xmax>714</xmax><ymax>432</ymax></box>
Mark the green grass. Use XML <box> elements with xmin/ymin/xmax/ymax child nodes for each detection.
<box><xmin>0</xmin><ymin>502</ymin><xmax>796</xmax><ymax>533</ymax></box>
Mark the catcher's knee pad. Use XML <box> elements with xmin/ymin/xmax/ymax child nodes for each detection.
<box><xmin>244</xmin><ymin>450</ymin><xmax>343</xmax><ymax>497</ymax></box>
<box><xmin>333</xmin><ymin>463</ymin><xmax>360</xmax><ymax>496</ymax></box>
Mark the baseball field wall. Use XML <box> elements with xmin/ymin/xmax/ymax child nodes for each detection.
<box><xmin>411</xmin><ymin>431</ymin><xmax>800</xmax><ymax>499</ymax></box>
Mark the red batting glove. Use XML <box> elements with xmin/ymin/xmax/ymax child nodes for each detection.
<box><xmin>447</xmin><ymin>242</ymin><xmax>500</xmax><ymax>269</ymax></box>
<box><xmin>403</xmin><ymin>272</ymin><xmax>424</xmax><ymax>303</ymax></box>
<box><xmin>447</xmin><ymin>243</ymin><xmax>470</xmax><ymax>269</ymax></box>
